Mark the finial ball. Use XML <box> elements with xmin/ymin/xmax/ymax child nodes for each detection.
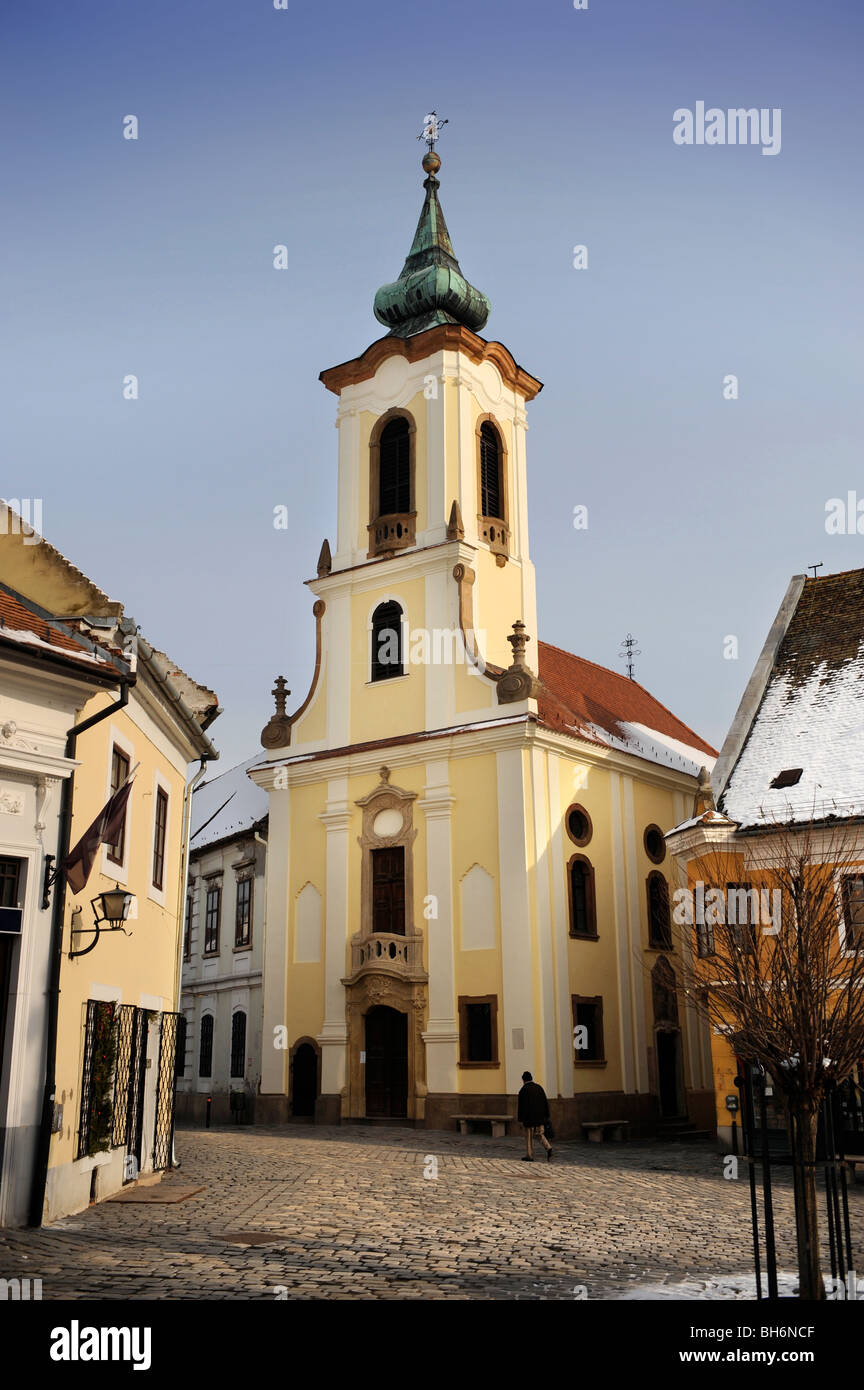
<box><xmin>422</xmin><ymin>150</ymin><xmax>441</xmax><ymax>175</ymax></box>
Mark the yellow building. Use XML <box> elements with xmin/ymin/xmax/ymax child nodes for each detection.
<box><xmin>0</xmin><ymin>510</ymin><xmax>218</xmax><ymax>1223</ymax></box>
<box><xmin>249</xmin><ymin>141</ymin><xmax>717</xmax><ymax>1138</ymax></box>
<box><xmin>667</xmin><ymin>568</ymin><xmax>864</xmax><ymax>1151</ymax></box>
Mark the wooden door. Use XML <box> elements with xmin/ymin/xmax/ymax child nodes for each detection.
<box><xmin>364</xmin><ymin>1006</ymin><xmax>408</xmax><ymax>1118</ymax></box>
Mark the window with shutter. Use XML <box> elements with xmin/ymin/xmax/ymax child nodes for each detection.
<box><xmin>378</xmin><ymin>417</ymin><xmax>411</xmax><ymax>516</ymax></box>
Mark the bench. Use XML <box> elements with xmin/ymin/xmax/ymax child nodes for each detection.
<box><xmin>845</xmin><ymin>1154</ymin><xmax>864</xmax><ymax>1183</ymax></box>
<box><xmin>453</xmin><ymin>1114</ymin><xmax>515</xmax><ymax>1138</ymax></box>
<box><xmin>582</xmin><ymin>1119</ymin><xmax>629</xmax><ymax>1143</ymax></box>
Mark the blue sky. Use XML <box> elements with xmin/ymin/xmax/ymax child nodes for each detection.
<box><xmin>3</xmin><ymin>0</ymin><xmax>863</xmax><ymax>766</ymax></box>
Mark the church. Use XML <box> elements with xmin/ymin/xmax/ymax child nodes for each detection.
<box><xmin>250</xmin><ymin>122</ymin><xmax>717</xmax><ymax>1137</ymax></box>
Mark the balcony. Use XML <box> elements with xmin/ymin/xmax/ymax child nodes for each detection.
<box><xmin>347</xmin><ymin>930</ymin><xmax>426</xmax><ymax>982</ymax></box>
<box><xmin>368</xmin><ymin>512</ymin><xmax>416</xmax><ymax>558</ymax></box>
<box><xmin>477</xmin><ymin>515</ymin><xmax>510</xmax><ymax>565</ymax></box>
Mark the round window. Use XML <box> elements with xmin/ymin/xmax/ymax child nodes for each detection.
<box><xmin>566</xmin><ymin>805</ymin><xmax>593</xmax><ymax>847</ymax></box>
<box><xmin>644</xmin><ymin>824</ymin><xmax>666</xmax><ymax>864</ymax></box>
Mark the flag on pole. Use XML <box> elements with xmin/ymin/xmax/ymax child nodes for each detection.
<box><xmin>64</xmin><ymin>779</ymin><xmax>134</xmax><ymax>894</ymax></box>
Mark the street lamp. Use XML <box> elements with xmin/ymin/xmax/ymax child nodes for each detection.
<box><xmin>69</xmin><ymin>883</ymin><xmax>135</xmax><ymax>958</ymax></box>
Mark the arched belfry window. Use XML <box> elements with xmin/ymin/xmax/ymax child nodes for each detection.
<box><xmin>369</xmin><ymin>411</ymin><xmax>416</xmax><ymax>557</ymax></box>
<box><xmin>379</xmin><ymin>418</ymin><xmax>411</xmax><ymax>515</ymax></box>
<box><xmin>371</xmin><ymin>601</ymin><xmax>404</xmax><ymax>682</ymax></box>
<box><xmin>479</xmin><ymin>422</ymin><xmax>502</xmax><ymax>519</ymax></box>
<box><xmin>476</xmin><ymin>417</ymin><xmax>510</xmax><ymax>562</ymax></box>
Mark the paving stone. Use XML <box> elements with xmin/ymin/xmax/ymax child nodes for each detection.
<box><xmin>0</xmin><ymin>1123</ymin><xmax>859</xmax><ymax>1300</ymax></box>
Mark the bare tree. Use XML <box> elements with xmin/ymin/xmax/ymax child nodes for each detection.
<box><xmin>670</xmin><ymin>817</ymin><xmax>864</xmax><ymax>1300</ymax></box>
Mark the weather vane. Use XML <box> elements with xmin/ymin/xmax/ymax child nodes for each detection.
<box><xmin>618</xmin><ymin>633</ymin><xmax>641</xmax><ymax>682</ymax></box>
<box><xmin>419</xmin><ymin>112</ymin><xmax>448</xmax><ymax>150</ymax></box>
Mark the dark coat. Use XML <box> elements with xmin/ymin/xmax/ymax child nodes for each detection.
<box><xmin>517</xmin><ymin>1081</ymin><xmax>550</xmax><ymax>1127</ymax></box>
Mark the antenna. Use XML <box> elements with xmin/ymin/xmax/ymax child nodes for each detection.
<box><xmin>808</xmin><ymin>563</ymin><xmax>823</xmax><ymax>579</ymax></box>
<box><xmin>618</xmin><ymin>633</ymin><xmax>641</xmax><ymax>681</ymax></box>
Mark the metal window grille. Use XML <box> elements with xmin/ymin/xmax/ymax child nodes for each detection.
<box><xmin>230</xmin><ymin>1011</ymin><xmax>247</xmax><ymax>1078</ymax></box>
<box><xmin>77</xmin><ymin>1000</ymin><xmax>116</xmax><ymax>1159</ymax></box>
<box><xmin>152</xmin><ymin>1012</ymin><xmax>180</xmax><ymax>1171</ymax></box>
<box><xmin>175</xmin><ymin>1013</ymin><xmax>188</xmax><ymax>1078</ymax></box>
<box><xmin>112</xmin><ymin>1004</ymin><xmax>147</xmax><ymax>1169</ymax></box>
<box><xmin>199</xmin><ymin>1014</ymin><xmax>214</xmax><ymax>1077</ymax></box>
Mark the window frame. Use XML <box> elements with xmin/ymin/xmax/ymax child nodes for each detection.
<box><xmin>370</xmin><ymin>601</ymin><xmax>405</xmax><ymax>682</ymax></box>
<box><xmin>647</xmin><ymin>871</ymin><xmax>673</xmax><ymax>949</ymax></box>
<box><xmin>458</xmin><ymin>994</ymin><xmax>499</xmax><ymax>1069</ymax></box>
<box><xmin>371</xmin><ymin>845</ymin><xmax>406</xmax><ymax>935</ymax></box>
<box><xmin>234</xmin><ymin>876</ymin><xmax>253</xmax><ymax>950</ymax></box>
<box><xmin>230</xmin><ymin>1010</ymin><xmax>247</xmax><ymax>1079</ymax></box>
<box><xmin>565</xmin><ymin>803</ymin><xmax>593</xmax><ymax>848</ymax></box>
<box><xmin>204</xmin><ymin>883</ymin><xmax>221</xmax><ymax>955</ymax></box>
<box><xmin>183</xmin><ymin>894</ymin><xmax>193</xmax><ymax>960</ymax></box>
<box><xmin>572</xmin><ymin>994</ymin><xmax>605</xmax><ymax>1065</ymax></box>
<box><xmin>198</xmin><ymin>1013</ymin><xmax>214</xmax><ymax>1078</ymax></box>
<box><xmin>644</xmin><ymin>824</ymin><xmax>667</xmax><ymax>865</ymax></box>
<box><xmin>106</xmin><ymin>744</ymin><xmax>131</xmax><ymax>866</ymax></box>
<box><xmin>151</xmin><ymin>785</ymin><xmax>168</xmax><ymax>891</ymax></box>
<box><xmin>840</xmin><ymin>873</ymin><xmax>864</xmax><ymax>953</ymax></box>
<box><xmin>567</xmin><ymin>853</ymin><xmax>598</xmax><ymax>939</ymax></box>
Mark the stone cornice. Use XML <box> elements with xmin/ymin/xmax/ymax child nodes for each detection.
<box><xmin>319</xmin><ymin>325</ymin><xmax>543</xmax><ymax>402</ymax></box>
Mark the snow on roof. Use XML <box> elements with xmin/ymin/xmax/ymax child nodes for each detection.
<box><xmin>719</xmin><ymin>570</ymin><xmax>864</xmax><ymax>828</ymax></box>
<box><xmin>190</xmin><ymin>755</ymin><xmax>269</xmax><ymax>851</ymax></box>
<box><xmin>536</xmin><ymin>641</ymin><xmax>717</xmax><ymax>774</ymax></box>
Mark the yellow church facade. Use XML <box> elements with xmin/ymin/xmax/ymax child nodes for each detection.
<box><xmin>251</xmin><ymin>142</ymin><xmax>717</xmax><ymax>1136</ymax></box>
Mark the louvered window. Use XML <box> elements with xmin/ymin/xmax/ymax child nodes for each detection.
<box><xmin>371</xmin><ymin>602</ymin><xmax>403</xmax><ymax>681</ymax></box>
<box><xmin>479</xmin><ymin>421</ymin><xmax>502</xmax><ymax>519</ymax></box>
<box><xmin>378</xmin><ymin>418</ymin><xmax>411</xmax><ymax>516</ymax></box>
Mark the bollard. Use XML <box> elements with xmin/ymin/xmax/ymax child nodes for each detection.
<box><xmin>205</xmin><ymin>1095</ymin><xmax>212</xmax><ymax>1129</ymax></box>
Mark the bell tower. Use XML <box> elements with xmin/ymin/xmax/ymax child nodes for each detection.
<box><xmin>272</xmin><ymin>119</ymin><xmax>544</xmax><ymax>757</ymax></box>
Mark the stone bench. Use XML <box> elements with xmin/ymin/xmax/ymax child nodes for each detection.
<box><xmin>845</xmin><ymin>1154</ymin><xmax>864</xmax><ymax>1183</ymax></box>
<box><xmin>582</xmin><ymin>1119</ymin><xmax>629</xmax><ymax>1143</ymax></box>
<box><xmin>453</xmin><ymin>1114</ymin><xmax>515</xmax><ymax>1138</ymax></box>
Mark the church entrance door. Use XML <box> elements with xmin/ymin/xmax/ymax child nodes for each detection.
<box><xmin>365</xmin><ymin>1006</ymin><xmax>408</xmax><ymax>1118</ymax></box>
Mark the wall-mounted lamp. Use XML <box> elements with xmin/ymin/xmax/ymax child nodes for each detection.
<box><xmin>69</xmin><ymin>883</ymin><xmax>135</xmax><ymax>958</ymax></box>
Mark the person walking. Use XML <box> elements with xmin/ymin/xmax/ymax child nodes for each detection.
<box><xmin>517</xmin><ymin>1071</ymin><xmax>553</xmax><ymax>1161</ymax></box>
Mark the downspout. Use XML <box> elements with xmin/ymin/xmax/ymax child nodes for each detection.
<box><xmin>169</xmin><ymin>756</ymin><xmax>210</xmax><ymax>1167</ymax></box>
<box><xmin>253</xmin><ymin>827</ymin><xmax>268</xmax><ymax>1098</ymax></box>
<box><xmin>28</xmin><ymin>680</ymin><xmax>132</xmax><ymax>1227</ymax></box>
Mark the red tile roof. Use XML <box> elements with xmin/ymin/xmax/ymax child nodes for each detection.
<box><xmin>0</xmin><ymin>588</ymin><xmax>119</xmax><ymax>672</ymax></box>
<box><xmin>537</xmin><ymin>640</ymin><xmax>717</xmax><ymax>761</ymax></box>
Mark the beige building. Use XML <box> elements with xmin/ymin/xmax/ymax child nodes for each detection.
<box><xmin>250</xmin><ymin>147</ymin><xmax>717</xmax><ymax>1137</ymax></box>
<box><xmin>0</xmin><ymin>508</ymin><xmax>219</xmax><ymax>1224</ymax></box>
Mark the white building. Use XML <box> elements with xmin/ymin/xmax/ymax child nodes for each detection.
<box><xmin>0</xmin><ymin>582</ymin><xmax>130</xmax><ymax>1226</ymax></box>
<box><xmin>177</xmin><ymin>757</ymin><xmax>268</xmax><ymax>1124</ymax></box>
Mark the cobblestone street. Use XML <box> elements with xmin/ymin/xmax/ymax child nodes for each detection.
<box><xmin>1</xmin><ymin>1125</ymin><xmax>860</xmax><ymax>1300</ymax></box>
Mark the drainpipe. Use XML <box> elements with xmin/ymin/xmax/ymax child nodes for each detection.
<box><xmin>170</xmin><ymin>756</ymin><xmax>210</xmax><ymax>1166</ymax></box>
<box><xmin>28</xmin><ymin>680</ymin><xmax>132</xmax><ymax>1228</ymax></box>
<box><xmin>253</xmin><ymin>828</ymin><xmax>268</xmax><ymax>1099</ymax></box>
